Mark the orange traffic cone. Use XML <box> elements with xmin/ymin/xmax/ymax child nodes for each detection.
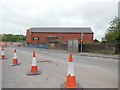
<box><xmin>61</xmin><ymin>54</ymin><xmax>80</xmax><ymax>89</ymax></box>
<box><xmin>27</xmin><ymin>51</ymin><xmax>41</xmax><ymax>75</ymax></box>
<box><xmin>1</xmin><ymin>47</ymin><xmax>7</xmax><ymax>60</ymax></box>
<box><xmin>65</xmin><ymin>54</ymin><xmax>77</xmax><ymax>88</ymax></box>
<box><xmin>10</xmin><ymin>49</ymin><xmax>21</xmax><ymax>66</ymax></box>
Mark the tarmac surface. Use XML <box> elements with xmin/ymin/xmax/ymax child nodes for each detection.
<box><xmin>1</xmin><ymin>46</ymin><xmax>118</xmax><ymax>88</ymax></box>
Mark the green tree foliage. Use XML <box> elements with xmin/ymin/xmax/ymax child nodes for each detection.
<box><xmin>2</xmin><ymin>34</ymin><xmax>26</xmax><ymax>42</ymax></box>
<box><xmin>102</xmin><ymin>17</ymin><xmax>120</xmax><ymax>43</ymax></box>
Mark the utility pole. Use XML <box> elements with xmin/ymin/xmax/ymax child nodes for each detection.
<box><xmin>81</xmin><ymin>33</ymin><xmax>83</xmax><ymax>53</ymax></box>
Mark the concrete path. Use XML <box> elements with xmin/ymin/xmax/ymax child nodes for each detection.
<box><xmin>39</xmin><ymin>48</ymin><xmax>118</xmax><ymax>60</ymax></box>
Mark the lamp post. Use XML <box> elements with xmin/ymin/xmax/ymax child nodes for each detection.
<box><xmin>81</xmin><ymin>33</ymin><xmax>83</xmax><ymax>53</ymax></box>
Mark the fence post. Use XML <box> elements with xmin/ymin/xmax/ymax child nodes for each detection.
<box><xmin>81</xmin><ymin>33</ymin><xmax>83</xmax><ymax>53</ymax></box>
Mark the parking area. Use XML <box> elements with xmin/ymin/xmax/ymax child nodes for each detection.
<box><xmin>1</xmin><ymin>46</ymin><xmax>118</xmax><ymax>88</ymax></box>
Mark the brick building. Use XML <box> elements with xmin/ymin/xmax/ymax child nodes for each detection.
<box><xmin>26</xmin><ymin>27</ymin><xmax>93</xmax><ymax>45</ymax></box>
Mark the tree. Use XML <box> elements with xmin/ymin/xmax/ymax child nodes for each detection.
<box><xmin>2</xmin><ymin>34</ymin><xmax>26</xmax><ymax>42</ymax></box>
<box><xmin>102</xmin><ymin>17</ymin><xmax>120</xmax><ymax>43</ymax></box>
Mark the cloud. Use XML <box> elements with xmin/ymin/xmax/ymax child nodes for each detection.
<box><xmin>0</xmin><ymin>0</ymin><xmax>119</xmax><ymax>41</ymax></box>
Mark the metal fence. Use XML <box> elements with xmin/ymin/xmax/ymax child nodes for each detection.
<box><xmin>27</xmin><ymin>44</ymin><xmax>48</xmax><ymax>49</ymax></box>
<box><xmin>68</xmin><ymin>39</ymin><xmax>79</xmax><ymax>53</ymax></box>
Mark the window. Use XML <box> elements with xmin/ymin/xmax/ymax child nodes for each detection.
<box><xmin>33</xmin><ymin>37</ymin><xmax>39</xmax><ymax>41</ymax></box>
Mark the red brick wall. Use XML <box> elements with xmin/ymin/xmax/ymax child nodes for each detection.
<box><xmin>26</xmin><ymin>30</ymin><xmax>32</xmax><ymax>44</ymax></box>
<box><xmin>82</xmin><ymin>33</ymin><xmax>93</xmax><ymax>43</ymax></box>
<box><xmin>26</xmin><ymin>30</ymin><xmax>93</xmax><ymax>44</ymax></box>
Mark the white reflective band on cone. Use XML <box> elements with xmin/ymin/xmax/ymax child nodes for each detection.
<box><xmin>67</xmin><ymin>62</ymin><xmax>75</xmax><ymax>76</ymax></box>
<box><xmin>32</xmin><ymin>57</ymin><xmax>37</xmax><ymax>66</ymax></box>
<box><xmin>1</xmin><ymin>51</ymin><xmax>4</xmax><ymax>55</ymax></box>
<box><xmin>14</xmin><ymin>53</ymin><xmax>17</xmax><ymax>59</ymax></box>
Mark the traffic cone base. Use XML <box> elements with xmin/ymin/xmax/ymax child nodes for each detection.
<box><xmin>31</xmin><ymin>66</ymin><xmax>38</xmax><ymax>73</ymax></box>
<box><xmin>27</xmin><ymin>66</ymin><xmax>41</xmax><ymax>75</ymax></box>
<box><xmin>65</xmin><ymin>75</ymin><xmax>77</xmax><ymax>88</ymax></box>
<box><xmin>27</xmin><ymin>70</ymin><xmax>41</xmax><ymax>75</ymax></box>
<box><xmin>60</xmin><ymin>82</ymin><xmax>81</xmax><ymax>89</ymax></box>
<box><xmin>1</xmin><ymin>56</ymin><xmax>7</xmax><ymax>60</ymax></box>
<box><xmin>10</xmin><ymin>63</ymin><xmax>21</xmax><ymax>66</ymax></box>
<box><xmin>2</xmin><ymin>55</ymin><xmax>5</xmax><ymax>59</ymax></box>
<box><xmin>10</xmin><ymin>59</ymin><xmax>21</xmax><ymax>66</ymax></box>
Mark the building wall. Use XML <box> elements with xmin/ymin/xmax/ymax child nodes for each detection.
<box><xmin>26</xmin><ymin>30</ymin><xmax>93</xmax><ymax>44</ymax></box>
<box><xmin>81</xmin><ymin>43</ymin><xmax>118</xmax><ymax>54</ymax></box>
<box><xmin>83</xmin><ymin>33</ymin><xmax>93</xmax><ymax>43</ymax></box>
<box><xmin>26</xmin><ymin>30</ymin><xmax>32</xmax><ymax>44</ymax></box>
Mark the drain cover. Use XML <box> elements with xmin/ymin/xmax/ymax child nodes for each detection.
<box><xmin>37</xmin><ymin>60</ymin><xmax>52</xmax><ymax>62</ymax></box>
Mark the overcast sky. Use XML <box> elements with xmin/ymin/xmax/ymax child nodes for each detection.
<box><xmin>0</xmin><ymin>0</ymin><xmax>119</xmax><ymax>41</ymax></box>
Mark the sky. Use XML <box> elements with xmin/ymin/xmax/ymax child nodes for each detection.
<box><xmin>0</xmin><ymin>0</ymin><xmax>119</xmax><ymax>41</ymax></box>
